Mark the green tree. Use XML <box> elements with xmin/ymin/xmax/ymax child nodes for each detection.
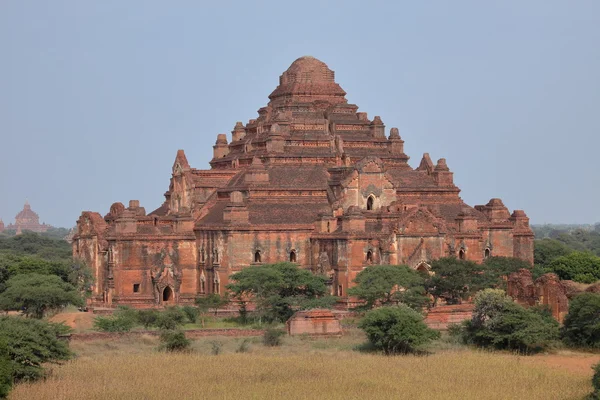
<box><xmin>358</xmin><ymin>305</ymin><xmax>440</xmax><ymax>354</ymax></box>
<box><xmin>348</xmin><ymin>265</ymin><xmax>428</xmax><ymax>311</ymax></box>
<box><xmin>534</xmin><ymin>239</ymin><xmax>573</xmax><ymax>268</ymax></box>
<box><xmin>425</xmin><ymin>257</ymin><xmax>488</xmax><ymax>304</ymax></box>
<box><xmin>482</xmin><ymin>257</ymin><xmax>532</xmax><ymax>286</ymax></box>
<box><xmin>227</xmin><ymin>262</ymin><xmax>332</xmax><ymax>323</ymax></box>
<box><xmin>181</xmin><ymin>305</ymin><xmax>199</xmax><ymax>323</ymax></box>
<box><xmin>0</xmin><ymin>341</ymin><xmax>12</xmax><ymax>399</ymax></box>
<box><xmin>0</xmin><ymin>316</ymin><xmax>72</xmax><ymax>382</ymax></box>
<box><xmin>137</xmin><ymin>309</ymin><xmax>160</xmax><ymax>329</ymax></box>
<box><xmin>158</xmin><ymin>330</ymin><xmax>191</xmax><ymax>352</ymax></box>
<box><xmin>462</xmin><ymin>289</ymin><xmax>560</xmax><ymax>353</ymax></box>
<box><xmin>155</xmin><ymin>307</ymin><xmax>187</xmax><ymax>330</ymax></box>
<box><xmin>0</xmin><ymin>273</ymin><xmax>83</xmax><ymax>318</ymax></box>
<box><xmin>195</xmin><ymin>294</ymin><xmax>229</xmax><ymax>327</ymax></box>
<box><xmin>561</xmin><ymin>292</ymin><xmax>600</xmax><ymax>348</ymax></box>
<box><xmin>547</xmin><ymin>252</ymin><xmax>600</xmax><ymax>283</ymax></box>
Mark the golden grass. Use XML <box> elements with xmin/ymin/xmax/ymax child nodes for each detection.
<box><xmin>10</xmin><ymin>348</ymin><xmax>591</xmax><ymax>400</ymax></box>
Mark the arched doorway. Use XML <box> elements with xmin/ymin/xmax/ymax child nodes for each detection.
<box><xmin>367</xmin><ymin>195</ymin><xmax>375</xmax><ymax>211</ymax></box>
<box><xmin>458</xmin><ymin>249</ymin><xmax>466</xmax><ymax>260</ymax></box>
<box><xmin>289</xmin><ymin>250</ymin><xmax>297</xmax><ymax>263</ymax></box>
<box><xmin>162</xmin><ymin>286</ymin><xmax>173</xmax><ymax>302</ymax></box>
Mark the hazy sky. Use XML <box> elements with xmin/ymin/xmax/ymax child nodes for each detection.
<box><xmin>1</xmin><ymin>1</ymin><xmax>598</xmax><ymax>227</ymax></box>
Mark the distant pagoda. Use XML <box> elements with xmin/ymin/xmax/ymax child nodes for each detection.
<box><xmin>1</xmin><ymin>201</ymin><xmax>52</xmax><ymax>234</ymax></box>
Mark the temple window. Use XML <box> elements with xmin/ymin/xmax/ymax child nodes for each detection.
<box><xmin>459</xmin><ymin>249</ymin><xmax>466</xmax><ymax>260</ymax></box>
<box><xmin>367</xmin><ymin>195</ymin><xmax>375</xmax><ymax>211</ymax></box>
<box><xmin>338</xmin><ymin>285</ymin><xmax>343</xmax><ymax>296</ymax></box>
<box><xmin>254</xmin><ymin>250</ymin><xmax>262</xmax><ymax>263</ymax></box>
<box><xmin>213</xmin><ymin>275</ymin><xmax>220</xmax><ymax>294</ymax></box>
<box><xmin>484</xmin><ymin>248</ymin><xmax>491</xmax><ymax>259</ymax></box>
<box><xmin>366</xmin><ymin>250</ymin><xmax>373</xmax><ymax>263</ymax></box>
<box><xmin>133</xmin><ymin>283</ymin><xmax>140</xmax><ymax>293</ymax></box>
<box><xmin>200</xmin><ymin>279</ymin><xmax>205</xmax><ymax>294</ymax></box>
<box><xmin>289</xmin><ymin>250</ymin><xmax>297</xmax><ymax>263</ymax></box>
<box><xmin>327</xmin><ymin>221</ymin><xmax>330</xmax><ymax>233</ymax></box>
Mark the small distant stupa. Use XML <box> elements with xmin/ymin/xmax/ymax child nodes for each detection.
<box><xmin>0</xmin><ymin>201</ymin><xmax>52</xmax><ymax>234</ymax></box>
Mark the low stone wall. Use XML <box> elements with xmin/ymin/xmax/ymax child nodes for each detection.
<box><xmin>424</xmin><ymin>304</ymin><xmax>474</xmax><ymax>330</ymax></box>
<box><xmin>69</xmin><ymin>328</ymin><xmax>265</xmax><ymax>342</ymax></box>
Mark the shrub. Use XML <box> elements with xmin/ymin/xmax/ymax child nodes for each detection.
<box><xmin>137</xmin><ymin>309</ymin><xmax>159</xmax><ymax>329</ymax></box>
<box><xmin>158</xmin><ymin>330</ymin><xmax>190</xmax><ymax>352</ymax></box>
<box><xmin>182</xmin><ymin>306</ymin><xmax>199</xmax><ymax>324</ymax></box>
<box><xmin>263</xmin><ymin>328</ymin><xmax>285</xmax><ymax>347</ymax></box>
<box><xmin>236</xmin><ymin>338</ymin><xmax>251</xmax><ymax>353</ymax></box>
<box><xmin>210</xmin><ymin>340</ymin><xmax>223</xmax><ymax>355</ymax></box>
<box><xmin>592</xmin><ymin>362</ymin><xmax>600</xmax><ymax>399</ymax></box>
<box><xmin>93</xmin><ymin>315</ymin><xmax>135</xmax><ymax>333</ymax></box>
<box><xmin>562</xmin><ymin>292</ymin><xmax>600</xmax><ymax>348</ymax></box>
<box><xmin>0</xmin><ymin>316</ymin><xmax>71</xmax><ymax>382</ymax></box>
<box><xmin>155</xmin><ymin>307</ymin><xmax>187</xmax><ymax>330</ymax></box>
<box><xmin>463</xmin><ymin>289</ymin><xmax>560</xmax><ymax>354</ymax></box>
<box><xmin>358</xmin><ymin>305</ymin><xmax>440</xmax><ymax>354</ymax></box>
<box><xmin>0</xmin><ymin>342</ymin><xmax>11</xmax><ymax>399</ymax></box>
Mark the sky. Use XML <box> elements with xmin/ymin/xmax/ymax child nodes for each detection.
<box><xmin>0</xmin><ymin>1</ymin><xmax>598</xmax><ymax>227</ymax></box>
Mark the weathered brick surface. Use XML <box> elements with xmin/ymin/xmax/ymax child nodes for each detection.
<box><xmin>507</xmin><ymin>269</ymin><xmax>569</xmax><ymax>322</ymax></box>
<box><xmin>287</xmin><ymin>309</ymin><xmax>342</xmax><ymax>336</ymax></box>
<box><xmin>73</xmin><ymin>57</ymin><xmax>534</xmax><ymax>309</ymax></box>
<box><xmin>424</xmin><ymin>304</ymin><xmax>474</xmax><ymax>330</ymax></box>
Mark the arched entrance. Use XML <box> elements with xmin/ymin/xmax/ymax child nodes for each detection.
<box><xmin>162</xmin><ymin>286</ymin><xmax>173</xmax><ymax>302</ymax></box>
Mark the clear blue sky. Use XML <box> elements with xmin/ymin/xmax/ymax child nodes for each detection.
<box><xmin>1</xmin><ymin>1</ymin><xmax>598</xmax><ymax>227</ymax></box>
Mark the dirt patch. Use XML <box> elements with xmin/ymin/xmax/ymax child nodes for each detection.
<box><xmin>526</xmin><ymin>350</ymin><xmax>600</xmax><ymax>376</ymax></box>
<box><xmin>50</xmin><ymin>312</ymin><xmax>95</xmax><ymax>332</ymax></box>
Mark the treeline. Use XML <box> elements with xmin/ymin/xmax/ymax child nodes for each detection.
<box><xmin>0</xmin><ymin>227</ymin><xmax>71</xmax><ymax>241</ymax></box>
<box><xmin>534</xmin><ymin>227</ymin><xmax>600</xmax><ymax>283</ymax></box>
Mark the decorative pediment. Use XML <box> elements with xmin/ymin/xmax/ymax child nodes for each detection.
<box><xmin>399</xmin><ymin>207</ymin><xmax>444</xmax><ymax>235</ymax></box>
<box><xmin>355</xmin><ymin>157</ymin><xmax>385</xmax><ymax>174</ymax></box>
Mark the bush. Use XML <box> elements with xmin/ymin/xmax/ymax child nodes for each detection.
<box><xmin>562</xmin><ymin>292</ymin><xmax>600</xmax><ymax>348</ymax></box>
<box><xmin>137</xmin><ymin>309</ymin><xmax>159</xmax><ymax>329</ymax></box>
<box><xmin>155</xmin><ymin>307</ymin><xmax>187</xmax><ymax>330</ymax></box>
<box><xmin>210</xmin><ymin>340</ymin><xmax>223</xmax><ymax>355</ymax></box>
<box><xmin>93</xmin><ymin>315</ymin><xmax>135</xmax><ymax>332</ymax></box>
<box><xmin>236</xmin><ymin>338</ymin><xmax>251</xmax><ymax>353</ymax></box>
<box><xmin>0</xmin><ymin>342</ymin><xmax>11</xmax><ymax>399</ymax></box>
<box><xmin>358</xmin><ymin>305</ymin><xmax>440</xmax><ymax>354</ymax></box>
<box><xmin>0</xmin><ymin>316</ymin><xmax>71</xmax><ymax>382</ymax></box>
<box><xmin>463</xmin><ymin>289</ymin><xmax>560</xmax><ymax>354</ymax></box>
<box><xmin>592</xmin><ymin>362</ymin><xmax>600</xmax><ymax>399</ymax></box>
<box><xmin>182</xmin><ymin>306</ymin><xmax>199</xmax><ymax>324</ymax></box>
<box><xmin>263</xmin><ymin>328</ymin><xmax>285</xmax><ymax>347</ymax></box>
<box><xmin>158</xmin><ymin>330</ymin><xmax>191</xmax><ymax>352</ymax></box>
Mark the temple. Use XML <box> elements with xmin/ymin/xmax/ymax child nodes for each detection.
<box><xmin>72</xmin><ymin>56</ymin><xmax>534</xmax><ymax>308</ymax></box>
<box><xmin>0</xmin><ymin>201</ymin><xmax>52</xmax><ymax>234</ymax></box>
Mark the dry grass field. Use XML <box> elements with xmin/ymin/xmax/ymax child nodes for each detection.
<box><xmin>9</xmin><ymin>332</ymin><xmax>596</xmax><ymax>400</ymax></box>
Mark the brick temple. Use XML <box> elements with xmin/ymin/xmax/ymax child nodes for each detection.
<box><xmin>0</xmin><ymin>201</ymin><xmax>52</xmax><ymax>234</ymax></box>
<box><xmin>73</xmin><ymin>56</ymin><xmax>534</xmax><ymax>308</ymax></box>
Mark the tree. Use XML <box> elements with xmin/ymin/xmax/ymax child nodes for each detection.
<box><xmin>158</xmin><ymin>330</ymin><xmax>191</xmax><ymax>352</ymax></box>
<box><xmin>462</xmin><ymin>289</ymin><xmax>560</xmax><ymax>353</ymax></box>
<box><xmin>358</xmin><ymin>305</ymin><xmax>440</xmax><ymax>354</ymax></box>
<box><xmin>227</xmin><ymin>262</ymin><xmax>332</xmax><ymax>323</ymax></box>
<box><xmin>561</xmin><ymin>292</ymin><xmax>600</xmax><ymax>348</ymax></box>
<box><xmin>0</xmin><ymin>316</ymin><xmax>72</xmax><ymax>382</ymax></box>
<box><xmin>547</xmin><ymin>252</ymin><xmax>600</xmax><ymax>283</ymax></box>
<box><xmin>0</xmin><ymin>341</ymin><xmax>12</xmax><ymax>399</ymax></box>
<box><xmin>425</xmin><ymin>257</ymin><xmax>487</xmax><ymax>304</ymax></box>
<box><xmin>155</xmin><ymin>307</ymin><xmax>187</xmax><ymax>330</ymax></box>
<box><xmin>534</xmin><ymin>239</ymin><xmax>573</xmax><ymax>268</ymax></box>
<box><xmin>137</xmin><ymin>309</ymin><xmax>159</xmax><ymax>329</ymax></box>
<box><xmin>348</xmin><ymin>265</ymin><xmax>428</xmax><ymax>311</ymax></box>
<box><xmin>0</xmin><ymin>273</ymin><xmax>83</xmax><ymax>318</ymax></box>
<box><xmin>195</xmin><ymin>294</ymin><xmax>229</xmax><ymax>327</ymax></box>
<box><xmin>482</xmin><ymin>257</ymin><xmax>532</xmax><ymax>286</ymax></box>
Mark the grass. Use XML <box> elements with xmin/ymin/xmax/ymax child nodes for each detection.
<box><xmin>8</xmin><ymin>329</ymin><xmax>596</xmax><ymax>400</ymax></box>
<box><xmin>10</xmin><ymin>350</ymin><xmax>591</xmax><ymax>400</ymax></box>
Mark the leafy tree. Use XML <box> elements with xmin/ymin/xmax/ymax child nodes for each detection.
<box><xmin>158</xmin><ymin>330</ymin><xmax>191</xmax><ymax>352</ymax></box>
<box><xmin>195</xmin><ymin>294</ymin><xmax>229</xmax><ymax>327</ymax></box>
<box><xmin>0</xmin><ymin>341</ymin><xmax>12</xmax><ymax>399</ymax></box>
<box><xmin>425</xmin><ymin>257</ymin><xmax>488</xmax><ymax>304</ymax></box>
<box><xmin>155</xmin><ymin>307</ymin><xmax>187</xmax><ymax>330</ymax></box>
<box><xmin>0</xmin><ymin>232</ymin><xmax>72</xmax><ymax>261</ymax></box>
<box><xmin>547</xmin><ymin>252</ymin><xmax>600</xmax><ymax>283</ymax></box>
<box><xmin>358</xmin><ymin>305</ymin><xmax>440</xmax><ymax>354</ymax></box>
<box><xmin>561</xmin><ymin>292</ymin><xmax>600</xmax><ymax>348</ymax></box>
<box><xmin>182</xmin><ymin>305</ymin><xmax>199</xmax><ymax>323</ymax></box>
<box><xmin>348</xmin><ymin>265</ymin><xmax>428</xmax><ymax>311</ymax></box>
<box><xmin>0</xmin><ymin>273</ymin><xmax>83</xmax><ymax>318</ymax></box>
<box><xmin>137</xmin><ymin>309</ymin><xmax>160</xmax><ymax>329</ymax></box>
<box><xmin>534</xmin><ymin>239</ymin><xmax>573</xmax><ymax>268</ymax></box>
<box><xmin>462</xmin><ymin>289</ymin><xmax>560</xmax><ymax>353</ymax></box>
<box><xmin>0</xmin><ymin>316</ymin><xmax>71</xmax><ymax>382</ymax></box>
<box><xmin>227</xmin><ymin>262</ymin><xmax>332</xmax><ymax>323</ymax></box>
<box><xmin>482</xmin><ymin>257</ymin><xmax>532</xmax><ymax>285</ymax></box>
